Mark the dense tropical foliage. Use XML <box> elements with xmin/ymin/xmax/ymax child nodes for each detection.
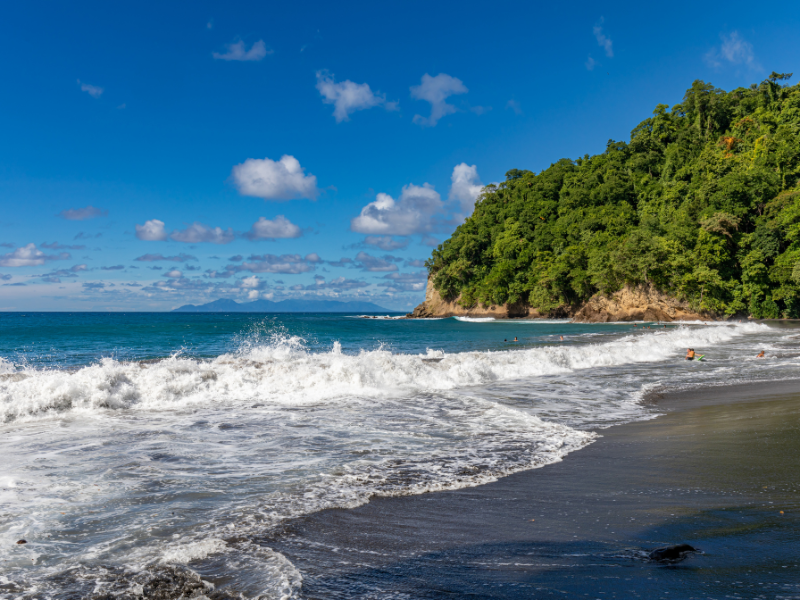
<box><xmin>427</xmin><ymin>74</ymin><xmax>800</xmax><ymax>318</ymax></box>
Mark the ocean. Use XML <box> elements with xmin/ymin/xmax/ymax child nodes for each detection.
<box><xmin>0</xmin><ymin>312</ymin><xmax>797</xmax><ymax>599</ymax></box>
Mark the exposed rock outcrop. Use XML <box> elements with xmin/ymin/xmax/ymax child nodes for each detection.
<box><xmin>409</xmin><ymin>279</ymin><xmax>542</xmax><ymax>319</ymax></box>
<box><xmin>571</xmin><ymin>284</ymin><xmax>709</xmax><ymax>322</ymax></box>
<box><xmin>409</xmin><ymin>279</ymin><xmax>712</xmax><ymax>322</ymax></box>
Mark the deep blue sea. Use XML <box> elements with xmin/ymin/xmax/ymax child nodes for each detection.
<box><xmin>0</xmin><ymin>312</ymin><xmax>796</xmax><ymax>598</ymax></box>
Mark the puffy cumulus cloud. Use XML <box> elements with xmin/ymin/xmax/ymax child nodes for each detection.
<box><xmin>135</xmin><ymin>253</ymin><xmax>197</xmax><ymax>262</ymax></box>
<box><xmin>315</xmin><ymin>70</ymin><xmax>398</xmax><ymax>122</ymax></box>
<box><xmin>231</xmin><ymin>253</ymin><xmax>320</xmax><ymax>274</ymax></box>
<box><xmin>135</xmin><ymin>219</ymin><xmax>168</xmax><ymax>241</ymax></box>
<box><xmin>449</xmin><ymin>163</ymin><xmax>484</xmax><ymax>216</ymax></box>
<box><xmin>351</xmin><ymin>184</ymin><xmax>443</xmax><ymax>236</ymax></box>
<box><xmin>593</xmin><ymin>18</ymin><xmax>613</xmax><ymax>58</ymax></box>
<box><xmin>212</xmin><ymin>39</ymin><xmax>270</xmax><ymax>61</ymax></box>
<box><xmin>410</xmin><ymin>73</ymin><xmax>467</xmax><ymax>127</ymax></box>
<box><xmin>353</xmin><ymin>251</ymin><xmax>401</xmax><ymax>272</ymax></box>
<box><xmin>163</xmin><ymin>269</ymin><xmax>183</xmax><ymax>278</ymax></box>
<box><xmin>170</xmin><ymin>222</ymin><xmax>235</xmax><ymax>244</ymax></box>
<box><xmin>77</xmin><ymin>80</ymin><xmax>103</xmax><ymax>98</ymax></box>
<box><xmin>245</xmin><ymin>215</ymin><xmax>302</xmax><ymax>240</ymax></box>
<box><xmin>363</xmin><ymin>235</ymin><xmax>408</xmax><ymax>251</ymax></box>
<box><xmin>379</xmin><ymin>271</ymin><xmax>428</xmax><ymax>292</ymax></box>
<box><xmin>59</xmin><ymin>205</ymin><xmax>108</xmax><ymax>220</ymax></box>
<box><xmin>0</xmin><ymin>244</ymin><xmax>70</xmax><ymax>267</ymax></box>
<box><xmin>705</xmin><ymin>31</ymin><xmax>760</xmax><ymax>70</ymax></box>
<box><xmin>231</xmin><ymin>155</ymin><xmax>319</xmax><ymax>201</ymax></box>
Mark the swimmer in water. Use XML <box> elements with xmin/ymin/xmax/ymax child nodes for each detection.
<box><xmin>685</xmin><ymin>348</ymin><xmax>696</xmax><ymax>361</ymax></box>
<box><xmin>560</xmin><ymin>335</ymin><xmax>564</xmax><ymax>341</ymax></box>
<box><xmin>756</xmin><ymin>350</ymin><xmax>765</xmax><ymax>358</ymax></box>
<box><xmin>513</xmin><ymin>337</ymin><xmax>518</xmax><ymax>342</ymax></box>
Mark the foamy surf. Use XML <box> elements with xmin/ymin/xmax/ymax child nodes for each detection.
<box><xmin>0</xmin><ymin>322</ymin><xmax>767</xmax><ymax>423</ymax></box>
<box><xmin>0</xmin><ymin>318</ymin><xmax>790</xmax><ymax>599</ymax></box>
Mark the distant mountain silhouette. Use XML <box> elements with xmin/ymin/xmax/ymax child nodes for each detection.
<box><xmin>172</xmin><ymin>298</ymin><xmax>394</xmax><ymax>313</ymax></box>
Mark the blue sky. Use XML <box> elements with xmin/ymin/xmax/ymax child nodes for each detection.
<box><xmin>1</xmin><ymin>1</ymin><xmax>798</xmax><ymax>311</ymax></box>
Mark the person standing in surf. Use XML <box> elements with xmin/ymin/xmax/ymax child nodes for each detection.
<box><xmin>685</xmin><ymin>348</ymin><xmax>696</xmax><ymax>361</ymax></box>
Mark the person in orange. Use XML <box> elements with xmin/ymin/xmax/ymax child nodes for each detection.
<box><xmin>685</xmin><ymin>348</ymin><xmax>696</xmax><ymax>361</ymax></box>
<box><xmin>756</xmin><ymin>350</ymin><xmax>765</xmax><ymax>358</ymax></box>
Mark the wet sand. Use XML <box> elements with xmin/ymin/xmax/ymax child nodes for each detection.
<box><xmin>263</xmin><ymin>380</ymin><xmax>800</xmax><ymax>599</ymax></box>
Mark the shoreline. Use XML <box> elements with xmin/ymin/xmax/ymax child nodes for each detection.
<box><xmin>263</xmin><ymin>379</ymin><xmax>800</xmax><ymax>599</ymax></box>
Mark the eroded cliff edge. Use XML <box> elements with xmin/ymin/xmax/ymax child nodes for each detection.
<box><xmin>409</xmin><ymin>279</ymin><xmax>710</xmax><ymax>322</ymax></box>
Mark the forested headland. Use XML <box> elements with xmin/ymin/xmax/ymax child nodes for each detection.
<box><xmin>425</xmin><ymin>73</ymin><xmax>800</xmax><ymax>319</ymax></box>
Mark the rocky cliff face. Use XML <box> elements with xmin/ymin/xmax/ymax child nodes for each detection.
<box><xmin>571</xmin><ymin>284</ymin><xmax>709</xmax><ymax>322</ymax></box>
<box><xmin>409</xmin><ymin>279</ymin><xmax>542</xmax><ymax>318</ymax></box>
<box><xmin>409</xmin><ymin>279</ymin><xmax>710</xmax><ymax>322</ymax></box>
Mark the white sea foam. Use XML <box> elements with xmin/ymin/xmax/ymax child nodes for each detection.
<box><xmin>453</xmin><ymin>316</ymin><xmax>496</xmax><ymax>322</ymax></box>
<box><xmin>0</xmin><ymin>322</ymin><xmax>767</xmax><ymax>423</ymax></box>
<box><xmin>0</xmin><ymin>320</ymin><xmax>783</xmax><ymax>599</ymax></box>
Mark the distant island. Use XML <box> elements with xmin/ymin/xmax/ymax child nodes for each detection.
<box><xmin>173</xmin><ymin>298</ymin><xmax>394</xmax><ymax>313</ymax></box>
<box><xmin>413</xmin><ymin>72</ymin><xmax>800</xmax><ymax>321</ymax></box>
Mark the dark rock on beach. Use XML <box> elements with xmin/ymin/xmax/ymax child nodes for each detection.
<box><xmin>648</xmin><ymin>543</ymin><xmax>698</xmax><ymax>563</ymax></box>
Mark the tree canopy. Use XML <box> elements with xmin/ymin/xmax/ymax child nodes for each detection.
<box><xmin>426</xmin><ymin>76</ymin><xmax>800</xmax><ymax>318</ymax></box>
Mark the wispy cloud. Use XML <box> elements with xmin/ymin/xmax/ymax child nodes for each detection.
<box><xmin>59</xmin><ymin>205</ymin><xmax>108</xmax><ymax>220</ymax></box>
<box><xmin>506</xmin><ymin>99</ymin><xmax>523</xmax><ymax>115</ymax></box>
<box><xmin>704</xmin><ymin>31</ymin><xmax>761</xmax><ymax>70</ymax></box>
<box><xmin>213</xmin><ymin>39</ymin><xmax>271</xmax><ymax>61</ymax></box>
<box><xmin>593</xmin><ymin>18</ymin><xmax>613</xmax><ymax>58</ymax></box>
<box><xmin>170</xmin><ymin>222</ymin><xmax>235</xmax><ymax>244</ymax></box>
<box><xmin>585</xmin><ymin>56</ymin><xmax>597</xmax><ymax>71</ymax></box>
<box><xmin>77</xmin><ymin>80</ymin><xmax>104</xmax><ymax>98</ymax></box>
<box><xmin>411</xmin><ymin>73</ymin><xmax>468</xmax><ymax>127</ymax></box>
<box><xmin>315</xmin><ymin>70</ymin><xmax>398</xmax><ymax>122</ymax></box>
<box><xmin>134</xmin><ymin>253</ymin><xmax>197</xmax><ymax>262</ymax></box>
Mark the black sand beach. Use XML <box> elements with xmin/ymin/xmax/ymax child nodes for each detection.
<box><xmin>262</xmin><ymin>381</ymin><xmax>800</xmax><ymax>599</ymax></box>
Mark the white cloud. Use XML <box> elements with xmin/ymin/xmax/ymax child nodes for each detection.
<box><xmin>245</xmin><ymin>215</ymin><xmax>302</xmax><ymax>240</ymax></box>
<box><xmin>593</xmin><ymin>18</ymin><xmax>613</xmax><ymax>58</ymax></box>
<box><xmin>315</xmin><ymin>70</ymin><xmax>397</xmax><ymax>122</ymax></box>
<box><xmin>351</xmin><ymin>183</ymin><xmax>443</xmax><ymax>235</ymax></box>
<box><xmin>449</xmin><ymin>163</ymin><xmax>484</xmax><ymax>216</ymax></box>
<box><xmin>77</xmin><ymin>80</ymin><xmax>103</xmax><ymax>98</ymax></box>
<box><xmin>231</xmin><ymin>155</ymin><xmax>319</xmax><ymax>201</ymax></box>
<box><xmin>59</xmin><ymin>205</ymin><xmax>108</xmax><ymax>220</ymax></box>
<box><xmin>135</xmin><ymin>219</ymin><xmax>168</xmax><ymax>241</ymax></box>
<box><xmin>164</xmin><ymin>269</ymin><xmax>183</xmax><ymax>278</ymax></box>
<box><xmin>0</xmin><ymin>244</ymin><xmax>69</xmax><ymax>267</ymax></box>
<box><xmin>585</xmin><ymin>56</ymin><xmax>596</xmax><ymax>71</ymax></box>
<box><xmin>212</xmin><ymin>39</ymin><xmax>270</xmax><ymax>61</ymax></box>
<box><xmin>410</xmin><ymin>73</ymin><xmax>468</xmax><ymax>127</ymax></box>
<box><xmin>170</xmin><ymin>222</ymin><xmax>235</xmax><ymax>244</ymax></box>
<box><xmin>704</xmin><ymin>31</ymin><xmax>760</xmax><ymax>70</ymax></box>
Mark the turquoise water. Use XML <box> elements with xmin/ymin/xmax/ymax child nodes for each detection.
<box><xmin>0</xmin><ymin>312</ymin><xmax>642</xmax><ymax>368</ymax></box>
<box><xmin>0</xmin><ymin>313</ymin><xmax>796</xmax><ymax>599</ymax></box>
